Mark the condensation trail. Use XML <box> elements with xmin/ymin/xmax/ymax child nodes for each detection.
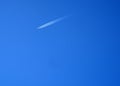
<box><xmin>37</xmin><ymin>16</ymin><xmax>68</xmax><ymax>29</ymax></box>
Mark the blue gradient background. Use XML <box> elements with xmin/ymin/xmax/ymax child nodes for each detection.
<box><xmin>0</xmin><ymin>0</ymin><xmax>120</xmax><ymax>86</ymax></box>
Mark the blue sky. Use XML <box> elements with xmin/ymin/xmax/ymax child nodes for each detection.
<box><xmin>0</xmin><ymin>0</ymin><xmax>120</xmax><ymax>86</ymax></box>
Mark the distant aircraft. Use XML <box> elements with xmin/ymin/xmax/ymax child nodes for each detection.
<box><xmin>37</xmin><ymin>16</ymin><xmax>68</xmax><ymax>29</ymax></box>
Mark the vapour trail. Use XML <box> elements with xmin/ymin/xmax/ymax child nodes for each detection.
<box><xmin>37</xmin><ymin>16</ymin><xmax>68</xmax><ymax>29</ymax></box>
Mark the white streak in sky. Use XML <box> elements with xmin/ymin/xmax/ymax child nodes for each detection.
<box><xmin>37</xmin><ymin>16</ymin><xmax>68</xmax><ymax>29</ymax></box>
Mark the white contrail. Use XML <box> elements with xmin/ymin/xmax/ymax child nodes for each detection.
<box><xmin>37</xmin><ymin>16</ymin><xmax>68</xmax><ymax>29</ymax></box>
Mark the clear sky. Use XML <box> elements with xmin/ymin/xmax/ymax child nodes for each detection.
<box><xmin>0</xmin><ymin>0</ymin><xmax>120</xmax><ymax>86</ymax></box>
